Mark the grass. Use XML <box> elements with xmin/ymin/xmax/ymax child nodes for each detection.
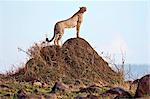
<box><xmin>0</xmin><ymin>78</ymin><xmax>109</xmax><ymax>98</ymax></box>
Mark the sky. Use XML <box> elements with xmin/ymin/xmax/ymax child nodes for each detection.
<box><xmin>0</xmin><ymin>0</ymin><xmax>150</xmax><ymax>73</ymax></box>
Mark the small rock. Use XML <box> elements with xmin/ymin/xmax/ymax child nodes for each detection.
<box><xmin>101</xmin><ymin>87</ymin><xmax>132</xmax><ymax>98</ymax></box>
<box><xmin>79</xmin><ymin>84</ymin><xmax>101</xmax><ymax>93</ymax></box>
<box><xmin>135</xmin><ymin>74</ymin><xmax>150</xmax><ymax>98</ymax></box>
<box><xmin>51</xmin><ymin>81</ymin><xmax>69</xmax><ymax>93</ymax></box>
<box><xmin>16</xmin><ymin>89</ymin><xmax>27</xmax><ymax>99</ymax></box>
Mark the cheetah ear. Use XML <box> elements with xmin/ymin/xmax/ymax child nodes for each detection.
<box><xmin>79</xmin><ymin>7</ymin><xmax>86</xmax><ymax>9</ymax></box>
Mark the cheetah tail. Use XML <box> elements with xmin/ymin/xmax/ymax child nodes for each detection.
<box><xmin>46</xmin><ymin>33</ymin><xmax>55</xmax><ymax>42</ymax></box>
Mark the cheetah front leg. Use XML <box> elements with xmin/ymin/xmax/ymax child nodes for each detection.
<box><xmin>76</xmin><ymin>22</ymin><xmax>81</xmax><ymax>38</ymax></box>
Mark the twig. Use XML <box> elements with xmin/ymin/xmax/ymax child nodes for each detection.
<box><xmin>18</xmin><ymin>47</ymin><xmax>31</xmax><ymax>56</ymax></box>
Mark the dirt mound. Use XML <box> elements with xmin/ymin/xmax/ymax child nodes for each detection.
<box><xmin>13</xmin><ymin>38</ymin><xmax>120</xmax><ymax>85</ymax></box>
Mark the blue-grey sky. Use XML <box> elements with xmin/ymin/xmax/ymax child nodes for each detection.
<box><xmin>0</xmin><ymin>0</ymin><xmax>150</xmax><ymax>73</ymax></box>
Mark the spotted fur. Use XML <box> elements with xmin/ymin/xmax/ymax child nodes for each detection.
<box><xmin>46</xmin><ymin>7</ymin><xmax>87</xmax><ymax>46</ymax></box>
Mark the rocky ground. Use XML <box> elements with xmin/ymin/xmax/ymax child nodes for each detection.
<box><xmin>0</xmin><ymin>74</ymin><xmax>149</xmax><ymax>98</ymax></box>
<box><xmin>0</xmin><ymin>38</ymin><xmax>149</xmax><ymax>99</ymax></box>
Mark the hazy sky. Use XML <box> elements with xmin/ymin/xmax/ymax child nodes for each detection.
<box><xmin>0</xmin><ymin>0</ymin><xmax>149</xmax><ymax>73</ymax></box>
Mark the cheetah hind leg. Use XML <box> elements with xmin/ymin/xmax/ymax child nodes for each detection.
<box><xmin>57</xmin><ymin>34</ymin><xmax>63</xmax><ymax>47</ymax></box>
<box><xmin>54</xmin><ymin>34</ymin><xmax>62</xmax><ymax>47</ymax></box>
<box><xmin>53</xmin><ymin>33</ymin><xmax>58</xmax><ymax>45</ymax></box>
